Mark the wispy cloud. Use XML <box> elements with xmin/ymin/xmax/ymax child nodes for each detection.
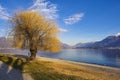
<box><xmin>64</xmin><ymin>13</ymin><xmax>84</xmax><ymax>25</ymax></box>
<box><xmin>0</xmin><ymin>5</ymin><xmax>9</xmax><ymax>20</ymax></box>
<box><xmin>59</xmin><ymin>28</ymin><xmax>68</xmax><ymax>32</ymax></box>
<box><xmin>29</xmin><ymin>0</ymin><xmax>58</xmax><ymax>20</ymax></box>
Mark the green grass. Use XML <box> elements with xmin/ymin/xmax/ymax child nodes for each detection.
<box><xmin>0</xmin><ymin>54</ymin><xmax>87</xmax><ymax>80</ymax></box>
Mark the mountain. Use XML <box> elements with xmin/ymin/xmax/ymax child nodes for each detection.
<box><xmin>62</xmin><ymin>43</ymin><xmax>72</xmax><ymax>49</ymax></box>
<box><xmin>1</xmin><ymin>33</ymin><xmax>120</xmax><ymax>49</ymax></box>
<box><xmin>75</xmin><ymin>33</ymin><xmax>120</xmax><ymax>48</ymax></box>
<box><xmin>74</xmin><ymin>42</ymin><xmax>94</xmax><ymax>48</ymax></box>
<box><xmin>0</xmin><ymin>37</ymin><xmax>13</xmax><ymax>48</ymax></box>
<box><xmin>92</xmin><ymin>36</ymin><xmax>120</xmax><ymax>47</ymax></box>
<box><xmin>0</xmin><ymin>37</ymin><xmax>7</xmax><ymax>48</ymax></box>
<box><xmin>0</xmin><ymin>37</ymin><xmax>72</xmax><ymax>49</ymax></box>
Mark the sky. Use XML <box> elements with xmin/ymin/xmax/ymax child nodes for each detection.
<box><xmin>0</xmin><ymin>0</ymin><xmax>120</xmax><ymax>45</ymax></box>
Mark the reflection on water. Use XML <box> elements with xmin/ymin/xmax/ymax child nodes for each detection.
<box><xmin>0</xmin><ymin>48</ymin><xmax>120</xmax><ymax>68</ymax></box>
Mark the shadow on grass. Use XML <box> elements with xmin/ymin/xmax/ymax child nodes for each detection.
<box><xmin>0</xmin><ymin>55</ymin><xmax>28</xmax><ymax>70</ymax></box>
<box><xmin>0</xmin><ymin>55</ymin><xmax>28</xmax><ymax>80</ymax></box>
<box><xmin>0</xmin><ymin>55</ymin><xmax>89</xmax><ymax>80</ymax></box>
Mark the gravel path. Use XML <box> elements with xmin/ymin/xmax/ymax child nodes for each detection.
<box><xmin>0</xmin><ymin>61</ymin><xmax>33</xmax><ymax>80</ymax></box>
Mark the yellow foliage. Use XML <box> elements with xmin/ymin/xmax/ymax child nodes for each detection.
<box><xmin>10</xmin><ymin>11</ymin><xmax>61</xmax><ymax>52</ymax></box>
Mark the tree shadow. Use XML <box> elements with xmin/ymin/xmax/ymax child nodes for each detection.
<box><xmin>0</xmin><ymin>55</ymin><xmax>28</xmax><ymax>80</ymax></box>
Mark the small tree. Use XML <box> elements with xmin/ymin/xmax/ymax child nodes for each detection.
<box><xmin>10</xmin><ymin>11</ymin><xmax>61</xmax><ymax>60</ymax></box>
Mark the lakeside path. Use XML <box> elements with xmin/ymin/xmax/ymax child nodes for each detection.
<box><xmin>0</xmin><ymin>61</ymin><xmax>33</xmax><ymax>80</ymax></box>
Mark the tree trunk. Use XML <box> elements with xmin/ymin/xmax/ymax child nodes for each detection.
<box><xmin>30</xmin><ymin>48</ymin><xmax>37</xmax><ymax>60</ymax></box>
<box><xmin>29</xmin><ymin>38</ymin><xmax>38</xmax><ymax>60</ymax></box>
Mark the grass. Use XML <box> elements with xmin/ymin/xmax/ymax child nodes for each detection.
<box><xmin>0</xmin><ymin>54</ymin><xmax>87</xmax><ymax>80</ymax></box>
<box><xmin>0</xmin><ymin>54</ymin><xmax>120</xmax><ymax>80</ymax></box>
<box><xmin>24</xmin><ymin>60</ymin><xmax>85</xmax><ymax>80</ymax></box>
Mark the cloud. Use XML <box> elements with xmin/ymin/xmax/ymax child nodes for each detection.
<box><xmin>29</xmin><ymin>0</ymin><xmax>58</xmax><ymax>20</ymax></box>
<box><xmin>64</xmin><ymin>13</ymin><xmax>84</xmax><ymax>25</ymax></box>
<box><xmin>0</xmin><ymin>5</ymin><xmax>9</xmax><ymax>20</ymax></box>
<box><xmin>59</xmin><ymin>28</ymin><xmax>68</xmax><ymax>32</ymax></box>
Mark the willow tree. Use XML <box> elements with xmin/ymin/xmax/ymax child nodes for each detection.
<box><xmin>10</xmin><ymin>11</ymin><xmax>61</xmax><ymax>59</ymax></box>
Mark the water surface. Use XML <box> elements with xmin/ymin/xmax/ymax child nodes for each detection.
<box><xmin>0</xmin><ymin>49</ymin><xmax>120</xmax><ymax>68</ymax></box>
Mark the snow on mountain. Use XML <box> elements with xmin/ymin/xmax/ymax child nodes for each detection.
<box><xmin>114</xmin><ymin>33</ymin><xmax>120</xmax><ymax>37</ymax></box>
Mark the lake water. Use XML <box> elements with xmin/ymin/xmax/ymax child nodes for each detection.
<box><xmin>0</xmin><ymin>49</ymin><xmax>120</xmax><ymax>68</ymax></box>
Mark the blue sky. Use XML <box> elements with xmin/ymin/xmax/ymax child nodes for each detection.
<box><xmin>0</xmin><ymin>0</ymin><xmax>120</xmax><ymax>45</ymax></box>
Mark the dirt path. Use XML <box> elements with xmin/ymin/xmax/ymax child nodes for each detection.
<box><xmin>0</xmin><ymin>61</ymin><xmax>33</xmax><ymax>80</ymax></box>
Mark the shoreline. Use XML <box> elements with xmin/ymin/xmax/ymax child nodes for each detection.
<box><xmin>1</xmin><ymin>53</ymin><xmax>120</xmax><ymax>69</ymax></box>
<box><xmin>0</xmin><ymin>53</ymin><xmax>120</xmax><ymax>70</ymax></box>
<box><xmin>36</xmin><ymin>56</ymin><xmax>120</xmax><ymax>80</ymax></box>
<box><xmin>37</xmin><ymin>56</ymin><xmax>120</xmax><ymax>71</ymax></box>
<box><xmin>0</xmin><ymin>54</ymin><xmax>120</xmax><ymax>80</ymax></box>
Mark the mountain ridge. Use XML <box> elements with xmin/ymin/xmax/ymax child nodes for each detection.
<box><xmin>74</xmin><ymin>33</ymin><xmax>120</xmax><ymax>49</ymax></box>
<box><xmin>1</xmin><ymin>33</ymin><xmax>120</xmax><ymax>49</ymax></box>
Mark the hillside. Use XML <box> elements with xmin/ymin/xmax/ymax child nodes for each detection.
<box><xmin>75</xmin><ymin>33</ymin><xmax>120</xmax><ymax>48</ymax></box>
<box><xmin>1</xmin><ymin>33</ymin><xmax>120</xmax><ymax>49</ymax></box>
<box><xmin>0</xmin><ymin>37</ymin><xmax>12</xmax><ymax>48</ymax></box>
<box><xmin>0</xmin><ymin>37</ymin><xmax>72</xmax><ymax>49</ymax></box>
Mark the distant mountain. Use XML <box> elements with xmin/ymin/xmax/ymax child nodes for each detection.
<box><xmin>0</xmin><ymin>37</ymin><xmax>7</xmax><ymax>48</ymax></box>
<box><xmin>62</xmin><ymin>43</ymin><xmax>72</xmax><ymax>49</ymax></box>
<box><xmin>1</xmin><ymin>33</ymin><xmax>120</xmax><ymax>49</ymax></box>
<box><xmin>74</xmin><ymin>42</ymin><xmax>94</xmax><ymax>48</ymax></box>
<box><xmin>0</xmin><ymin>37</ymin><xmax>13</xmax><ymax>48</ymax></box>
<box><xmin>74</xmin><ymin>33</ymin><xmax>120</xmax><ymax>48</ymax></box>
<box><xmin>92</xmin><ymin>36</ymin><xmax>120</xmax><ymax>47</ymax></box>
<box><xmin>0</xmin><ymin>37</ymin><xmax>72</xmax><ymax>49</ymax></box>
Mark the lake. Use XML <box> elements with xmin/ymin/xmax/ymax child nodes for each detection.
<box><xmin>0</xmin><ymin>48</ymin><xmax>120</xmax><ymax>68</ymax></box>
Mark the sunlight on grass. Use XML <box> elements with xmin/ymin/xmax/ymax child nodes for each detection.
<box><xmin>0</xmin><ymin>54</ymin><xmax>87</xmax><ymax>80</ymax></box>
<box><xmin>0</xmin><ymin>54</ymin><xmax>120</xmax><ymax>80</ymax></box>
